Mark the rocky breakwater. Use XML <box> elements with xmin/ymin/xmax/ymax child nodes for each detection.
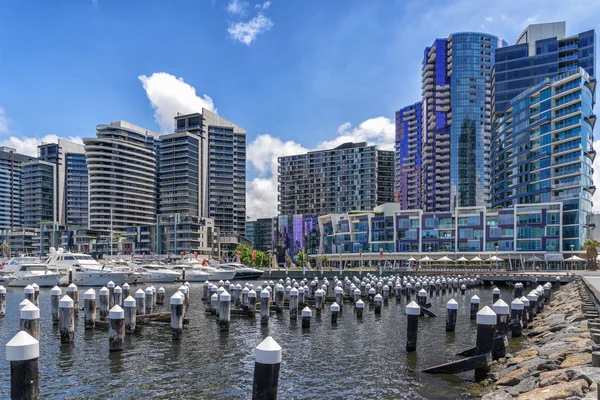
<box><xmin>479</xmin><ymin>280</ymin><xmax>600</xmax><ymax>400</ymax></box>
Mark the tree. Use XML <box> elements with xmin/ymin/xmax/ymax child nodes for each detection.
<box><xmin>1</xmin><ymin>241</ymin><xmax>9</xmax><ymax>257</ymax></box>
<box><xmin>296</xmin><ymin>251</ymin><xmax>307</xmax><ymax>268</ymax></box>
<box><xmin>321</xmin><ymin>255</ymin><xmax>329</xmax><ymax>269</ymax></box>
<box><xmin>583</xmin><ymin>239</ymin><xmax>600</xmax><ymax>270</ymax></box>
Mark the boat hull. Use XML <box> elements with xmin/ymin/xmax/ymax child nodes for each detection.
<box><xmin>232</xmin><ymin>271</ymin><xmax>264</xmax><ymax>280</ymax></box>
<box><xmin>9</xmin><ymin>274</ymin><xmax>62</xmax><ymax>287</ymax></box>
<box><xmin>59</xmin><ymin>271</ymin><xmax>132</xmax><ymax>286</ymax></box>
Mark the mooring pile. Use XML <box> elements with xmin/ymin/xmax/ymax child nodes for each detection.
<box><xmin>2</xmin><ymin>274</ymin><xmax>558</xmax><ymax>400</ymax></box>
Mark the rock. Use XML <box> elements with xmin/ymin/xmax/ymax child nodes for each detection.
<box><xmin>515</xmin><ymin>378</ymin><xmax>588</xmax><ymax>400</ymax></box>
<box><xmin>560</xmin><ymin>353</ymin><xmax>592</xmax><ymax>368</ymax></box>
<box><xmin>481</xmin><ymin>390</ymin><xmax>513</xmax><ymax>400</ymax></box>
<box><xmin>566</xmin><ymin>367</ymin><xmax>599</xmax><ymax>386</ymax></box>
<box><xmin>504</xmin><ymin>376</ymin><xmax>538</xmax><ymax>396</ymax></box>
<box><xmin>538</xmin><ymin>369</ymin><xmax>569</xmax><ymax>387</ymax></box>
<box><xmin>536</xmin><ymin>360</ymin><xmax>561</xmax><ymax>371</ymax></box>
<box><xmin>496</xmin><ymin>366</ymin><xmax>531</xmax><ymax>386</ymax></box>
<box><xmin>511</xmin><ymin>348</ymin><xmax>539</xmax><ymax>364</ymax></box>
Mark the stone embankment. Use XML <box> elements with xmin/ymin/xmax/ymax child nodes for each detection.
<box><xmin>479</xmin><ymin>280</ymin><xmax>600</xmax><ymax>400</ymax></box>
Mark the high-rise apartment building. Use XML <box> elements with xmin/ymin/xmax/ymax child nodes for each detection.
<box><xmin>21</xmin><ymin>160</ymin><xmax>56</xmax><ymax>228</ymax></box>
<box><xmin>38</xmin><ymin>139</ymin><xmax>88</xmax><ymax>228</ymax></box>
<box><xmin>278</xmin><ymin>142</ymin><xmax>394</xmax><ymax>216</ymax></box>
<box><xmin>84</xmin><ymin>121</ymin><xmax>160</xmax><ymax>232</ymax></box>
<box><xmin>157</xmin><ymin>132</ymin><xmax>202</xmax><ymax>217</ymax></box>
<box><xmin>173</xmin><ymin>109</ymin><xmax>246</xmax><ymax>236</ymax></box>
<box><xmin>395</xmin><ymin>102</ymin><xmax>422</xmax><ymax>209</ymax></box>
<box><xmin>246</xmin><ymin>217</ymin><xmax>277</xmax><ymax>252</ymax></box>
<box><xmin>420</xmin><ymin>32</ymin><xmax>506</xmax><ymax>213</ymax></box>
<box><xmin>0</xmin><ymin>147</ymin><xmax>36</xmax><ymax>229</ymax></box>
<box><xmin>493</xmin><ymin>22</ymin><xmax>595</xmax><ymax>115</ymax></box>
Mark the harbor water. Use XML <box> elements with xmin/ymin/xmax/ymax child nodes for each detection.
<box><xmin>0</xmin><ymin>281</ymin><xmax>516</xmax><ymax>399</ymax></box>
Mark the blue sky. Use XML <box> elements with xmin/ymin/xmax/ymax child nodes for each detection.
<box><xmin>0</xmin><ymin>0</ymin><xmax>598</xmax><ymax>218</ymax></box>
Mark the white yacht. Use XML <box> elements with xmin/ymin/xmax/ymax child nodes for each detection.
<box><xmin>0</xmin><ymin>271</ymin><xmax>15</xmax><ymax>286</ymax></box>
<box><xmin>105</xmin><ymin>259</ymin><xmax>147</xmax><ymax>284</ymax></box>
<box><xmin>137</xmin><ymin>264</ymin><xmax>181</xmax><ymax>283</ymax></box>
<box><xmin>180</xmin><ymin>258</ymin><xmax>236</xmax><ymax>281</ymax></box>
<box><xmin>43</xmin><ymin>248</ymin><xmax>131</xmax><ymax>286</ymax></box>
<box><xmin>4</xmin><ymin>263</ymin><xmax>63</xmax><ymax>287</ymax></box>
<box><xmin>218</xmin><ymin>262</ymin><xmax>264</xmax><ymax>280</ymax></box>
<box><xmin>170</xmin><ymin>265</ymin><xmax>212</xmax><ymax>282</ymax></box>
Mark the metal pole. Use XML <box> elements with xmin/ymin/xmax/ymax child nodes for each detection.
<box><xmin>110</xmin><ymin>208</ymin><xmax>113</xmax><ymax>258</ymax></box>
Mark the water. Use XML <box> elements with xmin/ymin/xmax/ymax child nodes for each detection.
<box><xmin>0</xmin><ymin>283</ymin><xmax>514</xmax><ymax>399</ymax></box>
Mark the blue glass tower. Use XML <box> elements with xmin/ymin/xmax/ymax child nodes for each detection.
<box><xmin>493</xmin><ymin>22</ymin><xmax>595</xmax><ymax>115</ymax></box>
<box><xmin>421</xmin><ymin>33</ymin><xmax>507</xmax><ymax>213</ymax></box>
<box><xmin>395</xmin><ymin>102</ymin><xmax>422</xmax><ymax>209</ymax></box>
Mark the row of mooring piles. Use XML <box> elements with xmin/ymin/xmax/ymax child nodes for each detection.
<box><xmin>419</xmin><ymin>282</ymin><xmax>556</xmax><ymax>381</ymax></box>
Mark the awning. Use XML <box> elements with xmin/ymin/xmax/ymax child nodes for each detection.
<box><xmin>456</xmin><ymin>256</ymin><xmax>469</xmax><ymax>262</ymax></box>
<box><xmin>526</xmin><ymin>255</ymin><xmax>544</xmax><ymax>262</ymax></box>
<box><xmin>470</xmin><ymin>256</ymin><xmax>482</xmax><ymax>262</ymax></box>
<box><xmin>419</xmin><ymin>256</ymin><xmax>431</xmax><ymax>262</ymax></box>
<box><xmin>545</xmin><ymin>253</ymin><xmax>564</xmax><ymax>261</ymax></box>
<box><xmin>437</xmin><ymin>256</ymin><xmax>454</xmax><ymax>262</ymax></box>
<box><xmin>487</xmin><ymin>255</ymin><xmax>503</xmax><ymax>261</ymax></box>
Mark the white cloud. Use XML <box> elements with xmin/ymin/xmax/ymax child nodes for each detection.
<box><xmin>227</xmin><ymin>0</ymin><xmax>248</xmax><ymax>15</ymax></box>
<box><xmin>246</xmin><ymin>117</ymin><xmax>395</xmax><ymax>219</ymax></box>
<box><xmin>0</xmin><ymin>107</ymin><xmax>9</xmax><ymax>134</ymax></box>
<box><xmin>255</xmin><ymin>1</ymin><xmax>270</xmax><ymax>10</ymax></box>
<box><xmin>228</xmin><ymin>13</ymin><xmax>273</xmax><ymax>45</ymax></box>
<box><xmin>138</xmin><ymin>72</ymin><xmax>216</xmax><ymax>133</ymax></box>
<box><xmin>0</xmin><ymin>134</ymin><xmax>83</xmax><ymax>157</ymax></box>
<box><xmin>485</xmin><ymin>17</ymin><xmax>493</xmax><ymax>22</ymax></box>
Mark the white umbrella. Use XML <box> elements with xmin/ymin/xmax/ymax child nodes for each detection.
<box><xmin>437</xmin><ymin>256</ymin><xmax>453</xmax><ymax>262</ymax></box>
<box><xmin>407</xmin><ymin>257</ymin><xmax>416</xmax><ymax>261</ymax></box>
<box><xmin>470</xmin><ymin>256</ymin><xmax>482</xmax><ymax>262</ymax></box>
<box><xmin>488</xmin><ymin>255</ymin><xmax>503</xmax><ymax>262</ymax></box>
<box><xmin>565</xmin><ymin>255</ymin><xmax>585</xmax><ymax>261</ymax></box>
<box><xmin>419</xmin><ymin>256</ymin><xmax>431</xmax><ymax>262</ymax></box>
<box><xmin>456</xmin><ymin>256</ymin><xmax>469</xmax><ymax>262</ymax></box>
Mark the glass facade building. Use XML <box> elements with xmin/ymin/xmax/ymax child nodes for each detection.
<box><xmin>22</xmin><ymin>160</ymin><xmax>56</xmax><ymax>228</ymax></box>
<box><xmin>491</xmin><ymin>69</ymin><xmax>595</xmax><ymax>250</ymax></box>
<box><xmin>493</xmin><ymin>22</ymin><xmax>595</xmax><ymax>115</ymax></box>
<box><xmin>0</xmin><ymin>147</ymin><xmax>35</xmax><ymax>229</ymax></box>
<box><xmin>278</xmin><ymin>142</ymin><xmax>394</xmax><ymax>216</ymax></box>
<box><xmin>39</xmin><ymin>139</ymin><xmax>89</xmax><ymax>228</ymax></box>
<box><xmin>174</xmin><ymin>110</ymin><xmax>246</xmax><ymax>237</ymax></box>
<box><xmin>246</xmin><ymin>217</ymin><xmax>277</xmax><ymax>252</ymax></box>
<box><xmin>318</xmin><ymin>202</ymin><xmax>564</xmax><ymax>258</ymax></box>
<box><xmin>421</xmin><ymin>32</ymin><xmax>506</xmax><ymax>212</ymax></box>
<box><xmin>395</xmin><ymin>102</ymin><xmax>422</xmax><ymax>209</ymax></box>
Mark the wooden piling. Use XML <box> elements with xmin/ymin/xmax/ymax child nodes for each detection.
<box><xmin>492</xmin><ymin>287</ymin><xmax>500</xmax><ymax>303</ymax></box>
<box><xmin>99</xmin><ymin>287</ymin><xmax>110</xmax><ymax>321</ymax></box>
<box><xmin>157</xmin><ymin>287</ymin><xmax>165</xmax><ymax>305</ymax></box>
<box><xmin>124</xmin><ymin>296</ymin><xmax>136</xmax><ymax>334</ymax></box>
<box><xmin>107</xmin><ymin>281</ymin><xmax>115</xmax><ymax>309</ymax></box>
<box><xmin>170</xmin><ymin>292</ymin><xmax>184</xmax><ymax>340</ymax></box>
<box><xmin>252</xmin><ymin>336</ymin><xmax>281</xmax><ymax>400</ymax></box>
<box><xmin>135</xmin><ymin>289</ymin><xmax>146</xmax><ymax>316</ymax></box>
<box><xmin>113</xmin><ymin>286</ymin><xmax>122</xmax><ymax>307</ymax></box>
<box><xmin>66</xmin><ymin>283</ymin><xmax>78</xmax><ymax>316</ymax></box>
<box><xmin>406</xmin><ymin>301</ymin><xmax>420</xmax><ymax>352</ymax></box>
<box><xmin>289</xmin><ymin>288</ymin><xmax>298</xmax><ymax>320</ymax></box>
<box><xmin>0</xmin><ymin>285</ymin><xmax>5</xmax><ymax>317</ymax></box>
<box><xmin>122</xmin><ymin>282</ymin><xmax>130</xmax><ymax>301</ymax></box>
<box><xmin>31</xmin><ymin>283</ymin><xmax>39</xmax><ymax>307</ymax></box>
<box><xmin>248</xmin><ymin>289</ymin><xmax>257</xmax><ymax>317</ymax></box>
<box><xmin>374</xmin><ymin>294</ymin><xmax>382</xmax><ymax>314</ymax></box>
<box><xmin>526</xmin><ymin>292</ymin><xmax>537</xmax><ymax>322</ymax></box>
<box><xmin>83</xmin><ymin>289</ymin><xmax>96</xmax><ymax>330</ymax></box>
<box><xmin>520</xmin><ymin>296</ymin><xmax>530</xmax><ymax>328</ymax></box>
<box><xmin>50</xmin><ymin>286</ymin><xmax>61</xmax><ymax>325</ymax></box>
<box><xmin>274</xmin><ymin>284</ymin><xmax>284</xmax><ymax>313</ymax></box>
<box><xmin>331</xmin><ymin>302</ymin><xmax>339</xmax><ymax>324</ymax></box>
<box><xmin>20</xmin><ymin>303</ymin><xmax>40</xmax><ymax>340</ymax></box>
<box><xmin>108</xmin><ymin>305</ymin><xmax>125</xmax><ymax>352</ymax></box>
<box><xmin>145</xmin><ymin>288</ymin><xmax>153</xmax><ymax>314</ymax></box>
<box><xmin>446</xmin><ymin>299</ymin><xmax>458</xmax><ymax>332</ymax></box>
<box><xmin>6</xmin><ymin>331</ymin><xmax>39</xmax><ymax>400</ymax></box>
<box><xmin>470</xmin><ymin>295</ymin><xmax>480</xmax><ymax>320</ymax></box>
<box><xmin>356</xmin><ymin>299</ymin><xmax>364</xmax><ymax>319</ymax></box>
<box><xmin>59</xmin><ymin>295</ymin><xmax>75</xmax><ymax>344</ymax></box>
<box><xmin>475</xmin><ymin>306</ymin><xmax>496</xmax><ymax>380</ymax></box>
<box><xmin>510</xmin><ymin>298</ymin><xmax>523</xmax><ymax>337</ymax></box>
<box><xmin>219</xmin><ymin>291</ymin><xmax>231</xmax><ymax>332</ymax></box>
<box><xmin>301</xmin><ymin>307</ymin><xmax>312</xmax><ymax>329</ymax></box>
<box><xmin>23</xmin><ymin>285</ymin><xmax>35</xmax><ymax>305</ymax></box>
<box><xmin>260</xmin><ymin>289</ymin><xmax>270</xmax><ymax>326</ymax></box>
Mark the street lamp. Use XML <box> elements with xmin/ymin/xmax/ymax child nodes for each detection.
<box><xmin>570</xmin><ymin>244</ymin><xmax>575</xmax><ymax>271</ymax></box>
<box><xmin>495</xmin><ymin>245</ymin><xmax>499</xmax><ymax>271</ymax></box>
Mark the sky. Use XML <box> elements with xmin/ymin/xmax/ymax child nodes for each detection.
<box><xmin>0</xmin><ymin>0</ymin><xmax>599</xmax><ymax>219</ymax></box>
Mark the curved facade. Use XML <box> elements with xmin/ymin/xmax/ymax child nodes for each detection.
<box><xmin>421</xmin><ymin>32</ymin><xmax>507</xmax><ymax>212</ymax></box>
<box><xmin>491</xmin><ymin>69</ymin><xmax>595</xmax><ymax>250</ymax></box>
<box><xmin>84</xmin><ymin>121</ymin><xmax>159</xmax><ymax>232</ymax></box>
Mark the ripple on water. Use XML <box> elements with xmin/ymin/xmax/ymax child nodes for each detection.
<box><xmin>0</xmin><ymin>282</ymin><xmax>510</xmax><ymax>399</ymax></box>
